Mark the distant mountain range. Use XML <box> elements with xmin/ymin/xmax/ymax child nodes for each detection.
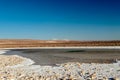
<box><xmin>0</xmin><ymin>39</ymin><xmax>119</xmax><ymax>48</ymax></box>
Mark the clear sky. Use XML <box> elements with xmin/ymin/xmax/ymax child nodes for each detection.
<box><xmin>0</xmin><ymin>0</ymin><xmax>120</xmax><ymax>40</ymax></box>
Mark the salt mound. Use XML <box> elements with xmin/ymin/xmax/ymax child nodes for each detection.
<box><xmin>0</xmin><ymin>55</ymin><xmax>24</xmax><ymax>67</ymax></box>
<box><xmin>0</xmin><ymin>55</ymin><xmax>34</xmax><ymax>68</ymax></box>
<box><xmin>0</xmin><ymin>50</ymin><xmax>34</xmax><ymax>68</ymax></box>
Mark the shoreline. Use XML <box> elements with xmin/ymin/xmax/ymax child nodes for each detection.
<box><xmin>0</xmin><ymin>46</ymin><xmax>120</xmax><ymax>50</ymax></box>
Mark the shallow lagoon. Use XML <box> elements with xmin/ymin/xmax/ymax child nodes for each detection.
<box><xmin>5</xmin><ymin>48</ymin><xmax>120</xmax><ymax>66</ymax></box>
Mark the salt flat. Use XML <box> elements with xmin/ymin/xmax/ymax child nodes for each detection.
<box><xmin>0</xmin><ymin>50</ymin><xmax>120</xmax><ymax>80</ymax></box>
<box><xmin>0</xmin><ymin>48</ymin><xmax>120</xmax><ymax>80</ymax></box>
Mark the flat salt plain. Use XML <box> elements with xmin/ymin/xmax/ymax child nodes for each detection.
<box><xmin>0</xmin><ymin>47</ymin><xmax>120</xmax><ymax>80</ymax></box>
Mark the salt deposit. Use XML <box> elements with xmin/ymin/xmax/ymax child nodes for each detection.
<box><xmin>0</xmin><ymin>62</ymin><xmax>120</xmax><ymax>80</ymax></box>
<box><xmin>0</xmin><ymin>50</ymin><xmax>120</xmax><ymax>80</ymax></box>
<box><xmin>0</xmin><ymin>55</ymin><xmax>24</xmax><ymax>68</ymax></box>
<box><xmin>0</xmin><ymin>50</ymin><xmax>9</xmax><ymax>54</ymax></box>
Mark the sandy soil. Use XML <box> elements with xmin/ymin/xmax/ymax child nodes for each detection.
<box><xmin>0</xmin><ymin>39</ymin><xmax>119</xmax><ymax>48</ymax></box>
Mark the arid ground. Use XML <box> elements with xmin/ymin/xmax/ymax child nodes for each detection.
<box><xmin>0</xmin><ymin>39</ymin><xmax>120</xmax><ymax>48</ymax></box>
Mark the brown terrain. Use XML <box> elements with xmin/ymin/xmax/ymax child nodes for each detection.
<box><xmin>0</xmin><ymin>39</ymin><xmax>120</xmax><ymax>48</ymax></box>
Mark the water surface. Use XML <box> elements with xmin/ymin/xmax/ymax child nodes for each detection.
<box><xmin>5</xmin><ymin>49</ymin><xmax>120</xmax><ymax>66</ymax></box>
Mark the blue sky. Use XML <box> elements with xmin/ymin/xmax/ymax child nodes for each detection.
<box><xmin>0</xmin><ymin>0</ymin><xmax>120</xmax><ymax>40</ymax></box>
